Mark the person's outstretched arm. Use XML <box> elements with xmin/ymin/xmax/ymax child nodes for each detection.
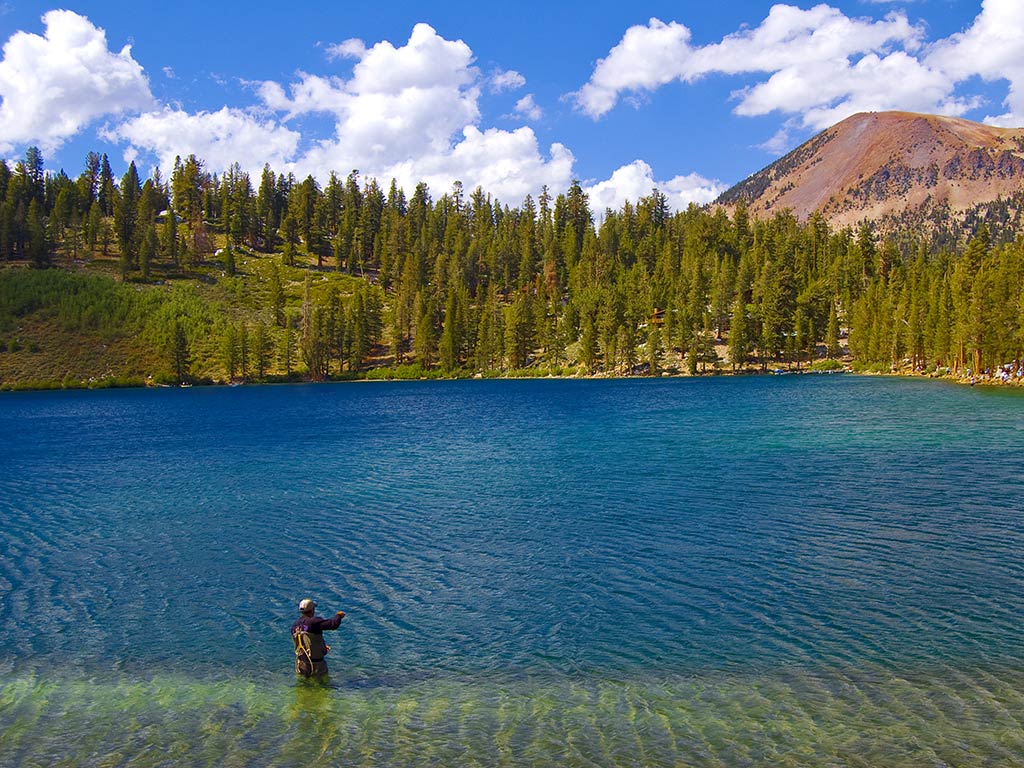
<box><xmin>309</xmin><ymin>610</ymin><xmax>345</xmax><ymax>631</ymax></box>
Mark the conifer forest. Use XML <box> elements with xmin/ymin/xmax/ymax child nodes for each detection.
<box><xmin>1</xmin><ymin>147</ymin><xmax>1022</xmax><ymax>388</ymax></box>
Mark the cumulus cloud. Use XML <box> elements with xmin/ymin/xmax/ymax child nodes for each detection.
<box><xmin>258</xmin><ymin>23</ymin><xmax>573</xmax><ymax>201</ymax></box>
<box><xmin>0</xmin><ymin>9</ymin><xmax>154</xmax><ymax>153</ymax></box>
<box><xmin>757</xmin><ymin>123</ymin><xmax>799</xmax><ymax>155</ymax></box>
<box><xmin>396</xmin><ymin>127</ymin><xmax>574</xmax><ymax>203</ymax></box>
<box><xmin>927</xmin><ymin>0</ymin><xmax>1024</xmax><ymax>126</ymax></box>
<box><xmin>572</xmin><ymin>5</ymin><xmax>933</xmax><ymax>127</ymax></box>
<box><xmin>735</xmin><ymin>50</ymin><xmax>969</xmax><ymax>130</ymax></box>
<box><xmin>572</xmin><ymin>2</ymin><xmax>1024</xmax><ymax>137</ymax></box>
<box><xmin>326</xmin><ymin>38</ymin><xmax>366</xmax><ymax>61</ymax></box>
<box><xmin>106</xmin><ymin>107</ymin><xmax>300</xmax><ymax>175</ymax></box>
<box><xmin>573</xmin><ymin>19</ymin><xmax>693</xmax><ymax>119</ymax></box>
<box><xmin>585</xmin><ymin>160</ymin><xmax>725</xmax><ymax>214</ymax></box>
<box><xmin>490</xmin><ymin>69</ymin><xmax>526</xmax><ymax>93</ymax></box>
<box><xmin>349</xmin><ymin>23</ymin><xmax>477</xmax><ymax>94</ymax></box>
<box><xmin>512</xmin><ymin>94</ymin><xmax>543</xmax><ymax>121</ymax></box>
<box><xmin>259</xmin><ymin>24</ymin><xmax>480</xmax><ymax>162</ymax></box>
<box><xmin>689</xmin><ymin>5</ymin><xmax>923</xmax><ymax>75</ymax></box>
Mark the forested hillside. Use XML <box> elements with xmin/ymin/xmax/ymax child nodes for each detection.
<box><xmin>1</xmin><ymin>146</ymin><xmax>1022</xmax><ymax>389</ymax></box>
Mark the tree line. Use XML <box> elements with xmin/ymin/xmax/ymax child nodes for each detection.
<box><xmin>1</xmin><ymin>145</ymin><xmax>1022</xmax><ymax>383</ymax></box>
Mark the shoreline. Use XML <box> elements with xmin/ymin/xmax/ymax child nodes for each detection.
<box><xmin>3</xmin><ymin>362</ymin><xmax>1021</xmax><ymax>394</ymax></box>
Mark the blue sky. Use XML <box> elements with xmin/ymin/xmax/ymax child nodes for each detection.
<box><xmin>0</xmin><ymin>1</ymin><xmax>1017</xmax><ymax>211</ymax></box>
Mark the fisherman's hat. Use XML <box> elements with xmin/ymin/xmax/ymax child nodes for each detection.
<box><xmin>298</xmin><ymin>598</ymin><xmax>317</xmax><ymax>612</ymax></box>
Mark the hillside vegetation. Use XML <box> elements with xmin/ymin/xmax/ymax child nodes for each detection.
<box><xmin>1</xmin><ymin>144</ymin><xmax>1023</xmax><ymax>390</ymax></box>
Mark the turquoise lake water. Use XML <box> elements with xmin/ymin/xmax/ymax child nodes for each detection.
<box><xmin>1</xmin><ymin>375</ymin><xmax>1023</xmax><ymax>766</ymax></box>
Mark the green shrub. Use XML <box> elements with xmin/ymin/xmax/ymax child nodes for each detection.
<box><xmin>363</xmin><ymin>363</ymin><xmax>443</xmax><ymax>380</ymax></box>
<box><xmin>810</xmin><ymin>359</ymin><xmax>845</xmax><ymax>372</ymax></box>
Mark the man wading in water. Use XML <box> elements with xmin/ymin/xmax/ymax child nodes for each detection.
<box><xmin>292</xmin><ymin>598</ymin><xmax>345</xmax><ymax>679</ymax></box>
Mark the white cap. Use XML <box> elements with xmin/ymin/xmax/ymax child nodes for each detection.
<box><xmin>298</xmin><ymin>598</ymin><xmax>317</xmax><ymax>612</ymax></box>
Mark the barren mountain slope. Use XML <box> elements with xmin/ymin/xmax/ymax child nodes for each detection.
<box><xmin>716</xmin><ymin>111</ymin><xmax>1024</xmax><ymax>228</ymax></box>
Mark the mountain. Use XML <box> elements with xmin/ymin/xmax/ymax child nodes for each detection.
<box><xmin>715</xmin><ymin>111</ymin><xmax>1024</xmax><ymax>230</ymax></box>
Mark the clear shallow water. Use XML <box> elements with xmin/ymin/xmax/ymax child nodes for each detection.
<box><xmin>1</xmin><ymin>375</ymin><xmax>1023</xmax><ymax>766</ymax></box>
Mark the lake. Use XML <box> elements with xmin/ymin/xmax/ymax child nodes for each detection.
<box><xmin>1</xmin><ymin>375</ymin><xmax>1023</xmax><ymax>766</ymax></box>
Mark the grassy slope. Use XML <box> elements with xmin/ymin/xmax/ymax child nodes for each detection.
<box><xmin>0</xmin><ymin>242</ymin><xmax>367</xmax><ymax>390</ymax></box>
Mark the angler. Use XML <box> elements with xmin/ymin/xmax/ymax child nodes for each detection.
<box><xmin>292</xmin><ymin>598</ymin><xmax>345</xmax><ymax>679</ymax></box>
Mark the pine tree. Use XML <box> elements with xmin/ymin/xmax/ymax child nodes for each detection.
<box><xmin>222</xmin><ymin>323</ymin><xmax>238</xmax><ymax>381</ymax></box>
<box><xmin>504</xmin><ymin>290</ymin><xmax>535</xmax><ymax>370</ymax></box>
<box><xmin>26</xmin><ymin>199</ymin><xmax>48</xmax><ymax>268</ymax></box>
<box><xmin>281</xmin><ymin>213</ymin><xmax>299</xmax><ymax>267</ymax></box>
<box><xmin>86</xmin><ymin>201</ymin><xmax>102</xmax><ymax>255</ymax></box>
<box><xmin>269</xmin><ymin>262</ymin><xmax>285</xmax><ymax>327</ymax></box>
<box><xmin>23</xmin><ymin>146</ymin><xmax>44</xmax><ymax>204</ymax></box>
<box><xmin>239</xmin><ymin>322</ymin><xmax>249</xmax><ymax>380</ymax></box>
<box><xmin>728</xmin><ymin>296</ymin><xmax>751</xmax><ymax>370</ymax></box>
<box><xmin>139</xmin><ymin>223</ymin><xmax>157</xmax><ymax>279</ymax></box>
<box><xmin>114</xmin><ymin>162</ymin><xmax>141</xmax><ymax>276</ymax></box>
<box><xmin>282</xmin><ymin>314</ymin><xmax>296</xmax><ymax>377</ymax></box>
<box><xmin>98</xmin><ymin>154</ymin><xmax>115</xmax><ymax>215</ymax></box>
<box><xmin>349</xmin><ymin>286</ymin><xmax>372</xmax><ymax>369</ymax></box>
<box><xmin>171</xmin><ymin>319</ymin><xmax>191</xmax><ymax>384</ymax></box>
<box><xmin>254</xmin><ymin>319</ymin><xmax>271</xmax><ymax>380</ymax></box>
<box><xmin>223</xmin><ymin>244</ymin><xmax>236</xmax><ymax>276</ymax></box>
<box><xmin>579</xmin><ymin>313</ymin><xmax>599</xmax><ymax>373</ymax></box>
<box><xmin>439</xmin><ymin>282</ymin><xmax>467</xmax><ymax>375</ymax></box>
<box><xmin>413</xmin><ymin>291</ymin><xmax>437</xmax><ymax>368</ymax></box>
<box><xmin>825</xmin><ymin>301</ymin><xmax>841</xmax><ymax>358</ymax></box>
<box><xmin>474</xmin><ymin>285</ymin><xmax>502</xmax><ymax>371</ymax></box>
<box><xmin>647</xmin><ymin>324</ymin><xmax>663</xmax><ymax>374</ymax></box>
<box><xmin>256</xmin><ymin>164</ymin><xmax>277</xmax><ymax>251</ymax></box>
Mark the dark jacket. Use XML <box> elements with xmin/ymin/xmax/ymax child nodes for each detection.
<box><xmin>291</xmin><ymin>613</ymin><xmax>343</xmax><ymax>662</ymax></box>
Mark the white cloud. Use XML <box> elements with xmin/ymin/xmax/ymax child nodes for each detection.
<box><xmin>0</xmin><ymin>9</ymin><xmax>154</xmax><ymax>153</ymax></box>
<box><xmin>259</xmin><ymin>24</ymin><xmax>574</xmax><ymax>202</ymax></box>
<box><xmin>257</xmin><ymin>74</ymin><xmax>356</xmax><ymax>120</ymax></box>
<box><xmin>757</xmin><ymin>122</ymin><xmax>799</xmax><ymax>155</ymax></box>
<box><xmin>398</xmin><ymin>126</ymin><xmax>574</xmax><ymax>203</ymax></box>
<box><xmin>490</xmin><ymin>69</ymin><xmax>526</xmax><ymax>93</ymax></box>
<box><xmin>259</xmin><ymin>24</ymin><xmax>480</xmax><ymax>163</ymax></box>
<box><xmin>513</xmin><ymin>94</ymin><xmax>543</xmax><ymax>121</ymax></box>
<box><xmin>349</xmin><ymin>23</ymin><xmax>477</xmax><ymax>94</ymax></box>
<box><xmin>927</xmin><ymin>0</ymin><xmax>1024</xmax><ymax>126</ymax></box>
<box><xmin>573</xmin><ymin>19</ymin><xmax>693</xmax><ymax>119</ymax></box>
<box><xmin>735</xmin><ymin>50</ymin><xmax>970</xmax><ymax>130</ymax></box>
<box><xmin>585</xmin><ymin>160</ymin><xmax>725</xmax><ymax>213</ymax></box>
<box><xmin>571</xmin><ymin>2</ymin><xmax>1024</xmax><ymax>140</ymax></box>
<box><xmin>326</xmin><ymin>38</ymin><xmax>366</xmax><ymax>61</ymax></box>
<box><xmin>106</xmin><ymin>107</ymin><xmax>300</xmax><ymax>175</ymax></box>
<box><xmin>690</xmin><ymin>5</ymin><xmax>923</xmax><ymax>74</ymax></box>
<box><xmin>572</xmin><ymin>6</ymin><xmax>929</xmax><ymax>124</ymax></box>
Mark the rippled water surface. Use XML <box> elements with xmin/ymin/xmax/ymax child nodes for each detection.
<box><xmin>2</xmin><ymin>376</ymin><xmax>1023</xmax><ymax>766</ymax></box>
